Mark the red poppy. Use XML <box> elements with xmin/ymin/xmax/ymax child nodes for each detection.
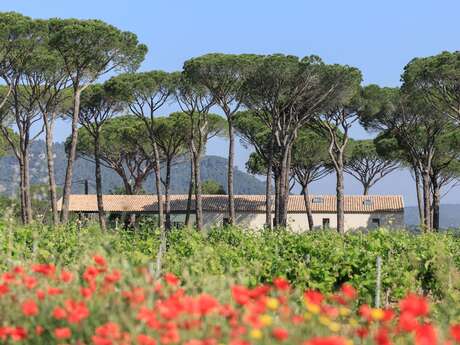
<box><xmin>415</xmin><ymin>323</ymin><xmax>437</xmax><ymax>345</ymax></box>
<box><xmin>35</xmin><ymin>326</ymin><xmax>44</xmax><ymax>336</ymax></box>
<box><xmin>304</xmin><ymin>290</ymin><xmax>324</xmax><ymax>305</ymax></box>
<box><xmin>138</xmin><ymin>334</ymin><xmax>157</xmax><ymax>345</ymax></box>
<box><xmin>65</xmin><ymin>299</ymin><xmax>90</xmax><ymax>324</ymax></box>
<box><xmin>450</xmin><ymin>324</ymin><xmax>460</xmax><ymax>342</ymax></box>
<box><xmin>272</xmin><ymin>327</ymin><xmax>289</xmax><ymax>341</ymax></box>
<box><xmin>32</xmin><ymin>263</ymin><xmax>56</xmax><ymax>277</ymax></box>
<box><xmin>23</xmin><ymin>276</ymin><xmax>38</xmax><ymax>289</ymax></box>
<box><xmin>93</xmin><ymin>255</ymin><xmax>107</xmax><ymax>267</ymax></box>
<box><xmin>273</xmin><ymin>277</ymin><xmax>290</xmax><ymax>291</ymax></box>
<box><xmin>22</xmin><ymin>299</ymin><xmax>38</xmax><ymax>316</ymax></box>
<box><xmin>341</xmin><ymin>283</ymin><xmax>357</xmax><ymax>300</ymax></box>
<box><xmin>54</xmin><ymin>327</ymin><xmax>72</xmax><ymax>339</ymax></box>
<box><xmin>398</xmin><ymin>312</ymin><xmax>419</xmax><ymax>332</ymax></box>
<box><xmin>60</xmin><ymin>270</ymin><xmax>73</xmax><ymax>283</ymax></box>
<box><xmin>9</xmin><ymin>327</ymin><xmax>27</xmax><ymax>341</ymax></box>
<box><xmin>52</xmin><ymin>307</ymin><xmax>67</xmax><ymax>320</ymax></box>
<box><xmin>374</xmin><ymin>327</ymin><xmax>392</xmax><ymax>345</ymax></box>
<box><xmin>232</xmin><ymin>285</ymin><xmax>251</xmax><ymax>305</ymax></box>
<box><xmin>0</xmin><ymin>284</ymin><xmax>9</xmax><ymax>295</ymax></box>
<box><xmin>164</xmin><ymin>273</ymin><xmax>180</xmax><ymax>286</ymax></box>
<box><xmin>400</xmin><ymin>294</ymin><xmax>429</xmax><ymax>317</ymax></box>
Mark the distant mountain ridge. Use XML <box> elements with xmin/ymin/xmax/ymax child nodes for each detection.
<box><xmin>0</xmin><ymin>140</ymin><xmax>265</xmax><ymax>197</ymax></box>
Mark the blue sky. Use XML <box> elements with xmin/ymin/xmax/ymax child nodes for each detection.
<box><xmin>2</xmin><ymin>0</ymin><xmax>460</xmax><ymax>205</ymax></box>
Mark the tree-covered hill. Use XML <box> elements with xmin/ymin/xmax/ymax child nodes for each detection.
<box><xmin>0</xmin><ymin>141</ymin><xmax>265</xmax><ymax>196</ymax></box>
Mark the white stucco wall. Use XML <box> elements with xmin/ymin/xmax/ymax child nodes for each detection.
<box><xmin>170</xmin><ymin>211</ymin><xmax>404</xmax><ymax>231</ymax></box>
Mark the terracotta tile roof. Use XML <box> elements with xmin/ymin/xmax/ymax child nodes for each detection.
<box><xmin>57</xmin><ymin>194</ymin><xmax>404</xmax><ymax>214</ymax></box>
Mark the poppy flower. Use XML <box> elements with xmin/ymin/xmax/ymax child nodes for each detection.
<box><xmin>93</xmin><ymin>255</ymin><xmax>107</xmax><ymax>267</ymax></box>
<box><xmin>273</xmin><ymin>277</ymin><xmax>290</xmax><ymax>291</ymax></box>
<box><xmin>400</xmin><ymin>294</ymin><xmax>429</xmax><ymax>317</ymax></box>
<box><xmin>164</xmin><ymin>273</ymin><xmax>180</xmax><ymax>286</ymax></box>
<box><xmin>54</xmin><ymin>327</ymin><xmax>72</xmax><ymax>339</ymax></box>
<box><xmin>450</xmin><ymin>324</ymin><xmax>460</xmax><ymax>342</ymax></box>
<box><xmin>60</xmin><ymin>270</ymin><xmax>73</xmax><ymax>283</ymax></box>
<box><xmin>304</xmin><ymin>290</ymin><xmax>324</xmax><ymax>305</ymax></box>
<box><xmin>272</xmin><ymin>327</ymin><xmax>289</xmax><ymax>341</ymax></box>
<box><xmin>138</xmin><ymin>334</ymin><xmax>157</xmax><ymax>345</ymax></box>
<box><xmin>340</xmin><ymin>283</ymin><xmax>357</xmax><ymax>300</ymax></box>
<box><xmin>0</xmin><ymin>284</ymin><xmax>9</xmax><ymax>295</ymax></box>
<box><xmin>415</xmin><ymin>323</ymin><xmax>437</xmax><ymax>345</ymax></box>
<box><xmin>22</xmin><ymin>299</ymin><xmax>38</xmax><ymax>316</ymax></box>
<box><xmin>52</xmin><ymin>307</ymin><xmax>67</xmax><ymax>320</ymax></box>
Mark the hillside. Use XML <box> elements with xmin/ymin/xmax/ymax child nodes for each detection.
<box><xmin>0</xmin><ymin>141</ymin><xmax>265</xmax><ymax>196</ymax></box>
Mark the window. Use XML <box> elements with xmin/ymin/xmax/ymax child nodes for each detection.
<box><xmin>322</xmin><ymin>218</ymin><xmax>330</xmax><ymax>229</ymax></box>
<box><xmin>312</xmin><ymin>197</ymin><xmax>324</xmax><ymax>204</ymax></box>
<box><xmin>223</xmin><ymin>217</ymin><xmax>230</xmax><ymax>227</ymax></box>
<box><xmin>371</xmin><ymin>218</ymin><xmax>380</xmax><ymax>228</ymax></box>
<box><xmin>363</xmin><ymin>199</ymin><xmax>373</xmax><ymax>206</ymax></box>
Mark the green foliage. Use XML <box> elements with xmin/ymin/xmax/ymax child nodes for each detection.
<box><xmin>2</xmin><ymin>223</ymin><xmax>460</xmax><ymax>304</ymax></box>
<box><xmin>200</xmin><ymin>179</ymin><xmax>226</xmax><ymax>194</ymax></box>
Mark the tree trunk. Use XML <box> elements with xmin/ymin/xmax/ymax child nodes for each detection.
<box><xmin>185</xmin><ymin>157</ymin><xmax>194</xmax><ymax>228</ymax></box>
<box><xmin>421</xmin><ymin>169</ymin><xmax>432</xmax><ymax>231</ymax></box>
<box><xmin>277</xmin><ymin>145</ymin><xmax>292</xmax><ymax>228</ymax></box>
<box><xmin>274</xmin><ymin>170</ymin><xmax>280</xmax><ymax>228</ymax></box>
<box><xmin>152</xmin><ymin>141</ymin><xmax>164</xmax><ymax>230</ymax></box>
<box><xmin>23</xmin><ymin>145</ymin><xmax>32</xmax><ymax>224</ymax></box>
<box><xmin>336</xmin><ymin>160</ymin><xmax>345</xmax><ymax>234</ymax></box>
<box><xmin>431</xmin><ymin>175</ymin><xmax>440</xmax><ymax>231</ymax></box>
<box><xmin>44</xmin><ymin>113</ymin><xmax>58</xmax><ymax>226</ymax></box>
<box><xmin>94</xmin><ymin>133</ymin><xmax>106</xmax><ymax>231</ymax></box>
<box><xmin>193</xmin><ymin>150</ymin><xmax>203</xmax><ymax>231</ymax></box>
<box><xmin>363</xmin><ymin>184</ymin><xmax>370</xmax><ymax>196</ymax></box>
<box><xmin>281</xmin><ymin>146</ymin><xmax>292</xmax><ymax>227</ymax></box>
<box><xmin>19</xmin><ymin>155</ymin><xmax>26</xmax><ymax>224</ymax></box>
<box><xmin>413</xmin><ymin>167</ymin><xmax>424</xmax><ymax>227</ymax></box>
<box><xmin>227</xmin><ymin>119</ymin><xmax>236</xmax><ymax>225</ymax></box>
<box><xmin>164</xmin><ymin>158</ymin><xmax>172</xmax><ymax>230</ymax></box>
<box><xmin>302</xmin><ymin>184</ymin><xmax>314</xmax><ymax>231</ymax></box>
<box><xmin>60</xmin><ymin>88</ymin><xmax>82</xmax><ymax>223</ymax></box>
<box><xmin>265</xmin><ymin>135</ymin><xmax>275</xmax><ymax>229</ymax></box>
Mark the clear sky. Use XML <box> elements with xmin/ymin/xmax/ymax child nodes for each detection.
<box><xmin>1</xmin><ymin>0</ymin><xmax>460</xmax><ymax>205</ymax></box>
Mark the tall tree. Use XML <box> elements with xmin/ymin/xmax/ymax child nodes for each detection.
<box><xmin>174</xmin><ymin>70</ymin><xmax>216</xmax><ymax>231</ymax></box>
<box><xmin>0</xmin><ymin>13</ymin><xmax>42</xmax><ymax>111</ymax></box>
<box><xmin>402</xmin><ymin>51</ymin><xmax>460</xmax><ymax>123</ymax></box>
<box><xmin>240</xmin><ymin>55</ymin><xmax>352</xmax><ymax>228</ymax></box>
<box><xmin>22</xmin><ymin>38</ymin><xmax>71</xmax><ymax>226</ymax></box>
<box><xmin>0</xmin><ymin>15</ymin><xmax>48</xmax><ymax>224</ymax></box>
<box><xmin>291</xmin><ymin>128</ymin><xmax>331</xmax><ymax>230</ymax></box>
<box><xmin>153</xmin><ymin>113</ymin><xmax>189</xmax><ymax>229</ymax></box>
<box><xmin>49</xmin><ymin>18</ymin><xmax>147</xmax><ymax>223</ymax></box>
<box><xmin>106</xmin><ymin>71</ymin><xmax>172</xmax><ymax>230</ymax></box>
<box><xmin>359</xmin><ymin>85</ymin><xmax>451</xmax><ymax>231</ymax></box>
<box><xmin>183</xmin><ymin>54</ymin><xmax>255</xmax><ymax>225</ymax></box>
<box><xmin>0</xmin><ymin>86</ymin><xmax>42</xmax><ymax>224</ymax></box>
<box><xmin>344</xmin><ymin>139</ymin><xmax>399</xmax><ymax>195</ymax></box>
<box><xmin>74</xmin><ymin>115</ymin><xmax>154</xmax><ymax>195</ymax></box>
<box><xmin>313</xmin><ymin>66</ymin><xmax>363</xmax><ymax>233</ymax></box>
<box><xmin>234</xmin><ymin>110</ymin><xmax>277</xmax><ymax>227</ymax></box>
<box><xmin>77</xmin><ymin>84</ymin><xmax>123</xmax><ymax>230</ymax></box>
<box><xmin>181</xmin><ymin>112</ymin><xmax>225</xmax><ymax>227</ymax></box>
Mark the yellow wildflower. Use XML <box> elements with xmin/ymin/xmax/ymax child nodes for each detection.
<box><xmin>250</xmin><ymin>329</ymin><xmax>263</xmax><ymax>340</ymax></box>
<box><xmin>266</xmin><ymin>297</ymin><xmax>279</xmax><ymax>310</ymax></box>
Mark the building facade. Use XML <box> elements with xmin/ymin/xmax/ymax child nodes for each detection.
<box><xmin>59</xmin><ymin>194</ymin><xmax>405</xmax><ymax>231</ymax></box>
